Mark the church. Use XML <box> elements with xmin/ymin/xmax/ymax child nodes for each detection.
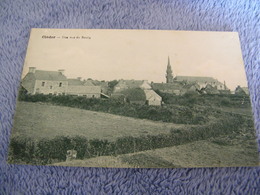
<box><xmin>151</xmin><ymin>57</ymin><xmax>230</xmax><ymax>95</ymax></box>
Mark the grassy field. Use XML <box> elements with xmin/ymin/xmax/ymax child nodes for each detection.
<box><xmin>11</xmin><ymin>101</ymin><xmax>188</xmax><ymax>141</ymax></box>
<box><xmin>10</xmin><ymin>100</ymin><xmax>259</xmax><ymax>168</ymax></box>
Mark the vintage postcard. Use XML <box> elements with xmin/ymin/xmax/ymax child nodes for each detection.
<box><xmin>8</xmin><ymin>28</ymin><xmax>259</xmax><ymax>168</ymax></box>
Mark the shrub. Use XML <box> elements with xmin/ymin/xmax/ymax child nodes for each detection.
<box><xmin>8</xmin><ymin>136</ymin><xmax>35</xmax><ymax>163</ymax></box>
<box><xmin>88</xmin><ymin>139</ymin><xmax>112</xmax><ymax>157</ymax></box>
<box><xmin>220</xmin><ymin>97</ymin><xmax>232</xmax><ymax>107</ymax></box>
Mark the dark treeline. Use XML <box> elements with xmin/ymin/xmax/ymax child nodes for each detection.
<box><xmin>18</xmin><ymin>93</ymin><xmax>212</xmax><ymax>124</ymax></box>
<box><xmin>155</xmin><ymin>90</ymin><xmax>251</xmax><ymax>108</ymax></box>
<box><xmin>8</xmin><ymin>115</ymin><xmax>251</xmax><ymax>165</ymax></box>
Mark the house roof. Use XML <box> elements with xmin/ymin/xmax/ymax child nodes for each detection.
<box><xmin>201</xmin><ymin>84</ymin><xmax>220</xmax><ymax>94</ymax></box>
<box><xmin>152</xmin><ymin>83</ymin><xmax>183</xmax><ymax>90</ymax></box>
<box><xmin>117</xmin><ymin>80</ymin><xmax>148</xmax><ymax>88</ymax></box>
<box><xmin>241</xmin><ymin>87</ymin><xmax>249</xmax><ymax>94</ymax></box>
<box><xmin>67</xmin><ymin>79</ymin><xmax>84</xmax><ymax>86</ymax></box>
<box><xmin>175</xmin><ymin>76</ymin><xmax>221</xmax><ymax>84</ymax></box>
<box><xmin>30</xmin><ymin>70</ymin><xmax>67</xmax><ymax>81</ymax></box>
<box><xmin>182</xmin><ymin>83</ymin><xmax>200</xmax><ymax>89</ymax></box>
<box><xmin>68</xmin><ymin>79</ymin><xmax>96</xmax><ymax>86</ymax></box>
<box><xmin>67</xmin><ymin>86</ymin><xmax>101</xmax><ymax>94</ymax></box>
<box><xmin>114</xmin><ymin>88</ymin><xmax>146</xmax><ymax>101</ymax></box>
<box><xmin>91</xmin><ymin>80</ymin><xmax>108</xmax><ymax>86</ymax></box>
<box><xmin>235</xmin><ymin>86</ymin><xmax>249</xmax><ymax>95</ymax></box>
<box><xmin>83</xmin><ymin>80</ymin><xmax>95</xmax><ymax>86</ymax></box>
<box><xmin>144</xmin><ymin>90</ymin><xmax>162</xmax><ymax>100</ymax></box>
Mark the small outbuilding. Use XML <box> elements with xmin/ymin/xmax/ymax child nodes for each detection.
<box><xmin>235</xmin><ymin>86</ymin><xmax>249</xmax><ymax>95</ymax></box>
<box><xmin>143</xmin><ymin>89</ymin><xmax>162</xmax><ymax>106</ymax></box>
<box><xmin>112</xmin><ymin>88</ymin><xmax>162</xmax><ymax>106</ymax></box>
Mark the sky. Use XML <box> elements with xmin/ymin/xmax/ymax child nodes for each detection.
<box><xmin>22</xmin><ymin>28</ymin><xmax>248</xmax><ymax>90</ymax></box>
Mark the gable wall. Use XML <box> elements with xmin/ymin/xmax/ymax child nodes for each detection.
<box><xmin>140</xmin><ymin>82</ymin><xmax>152</xmax><ymax>89</ymax></box>
<box><xmin>22</xmin><ymin>74</ymin><xmax>36</xmax><ymax>94</ymax></box>
<box><xmin>34</xmin><ymin>80</ymin><xmax>68</xmax><ymax>94</ymax></box>
<box><xmin>67</xmin><ymin>85</ymin><xmax>101</xmax><ymax>98</ymax></box>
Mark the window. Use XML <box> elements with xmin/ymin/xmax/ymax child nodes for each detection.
<box><xmin>42</xmin><ymin>82</ymin><xmax>45</xmax><ymax>87</ymax></box>
<box><xmin>50</xmin><ymin>86</ymin><xmax>53</xmax><ymax>89</ymax></box>
<box><xmin>59</xmin><ymin>82</ymin><xmax>62</xmax><ymax>87</ymax></box>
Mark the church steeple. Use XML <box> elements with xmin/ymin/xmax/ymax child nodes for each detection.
<box><xmin>224</xmin><ymin>81</ymin><xmax>227</xmax><ymax>90</ymax></box>
<box><xmin>166</xmin><ymin>56</ymin><xmax>174</xmax><ymax>83</ymax></box>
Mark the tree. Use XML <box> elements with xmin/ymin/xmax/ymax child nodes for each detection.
<box><xmin>108</xmin><ymin>80</ymin><xmax>119</xmax><ymax>89</ymax></box>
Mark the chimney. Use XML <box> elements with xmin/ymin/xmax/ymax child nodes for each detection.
<box><xmin>58</xmin><ymin>69</ymin><xmax>65</xmax><ymax>75</ymax></box>
<box><xmin>29</xmin><ymin>67</ymin><xmax>36</xmax><ymax>73</ymax></box>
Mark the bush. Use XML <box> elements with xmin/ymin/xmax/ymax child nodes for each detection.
<box><xmin>220</xmin><ymin>97</ymin><xmax>232</xmax><ymax>107</ymax></box>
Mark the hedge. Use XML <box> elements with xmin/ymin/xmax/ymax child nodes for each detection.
<box><xmin>19</xmin><ymin>93</ymin><xmax>210</xmax><ymax>124</ymax></box>
<box><xmin>8</xmin><ymin>115</ymin><xmax>251</xmax><ymax>165</ymax></box>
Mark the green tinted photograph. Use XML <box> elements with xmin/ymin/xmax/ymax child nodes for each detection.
<box><xmin>8</xmin><ymin>29</ymin><xmax>259</xmax><ymax>168</ymax></box>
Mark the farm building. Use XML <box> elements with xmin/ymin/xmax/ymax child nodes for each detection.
<box><xmin>200</xmin><ymin>84</ymin><xmax>220</xmax><ymax>95</ymax></box>
<box><xmin>182</xmin><ymin>83</ymin><xmax>201</xmax><ymax>94</ymax></box>
<box><xmin>174</xmin><ymin>76</ymin><xmax>225</xmax><ymax>90</ymax></box>
<box><xmin>152</xmin><ymin>82</ymin><xmax>201</xmax><ymax>95</ymax></box>
<box><xmin>143</xmin><ymin>89</ymin><xmax>162</xmax><ymax>106</ymax></box>
<box><xmin>112</xmin><ymin>79</ymin><xmax>161</xmax><ymax>105</ymax></box>
<box><xmin>22</xmin><ymin>67</ymin><xmax>101</xmax><ymax>97</ymax></box>
<box><xmin>235</xmin><ymin>86</ymin><xmax>249</xmax><ymax>95</ymax></box>
<box><xmin>151</xmin><ymin>82</ymin><xmax>183</xmax><ymax>95</ymax></box>
<box><xmin>112</xmin><ymin>88</ymin><xmax>162</xmax><ymax>106</ymax></box>
<box><xmin>114</xmin><ymin>79</ymin><xmax>151</xmax><ymax>92</ymax></box>
<box><xmin>67</xmin><ymin>78</ymin><xmax>101</xmax><ymax>98</ymax></box>
<box><xmin>22</xmin><ymin>67</ymin><xmax>68</xmax><ymax>95</ymax></box>
<box><xmin>91</xmin><ymin>80</ymin><xmax>109</xmax><ymax>95</ymax></box>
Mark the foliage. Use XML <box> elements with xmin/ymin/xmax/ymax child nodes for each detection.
<box><xmin>107</xmin><ymin>80</ymin><xmax>119</xmax><ymax>95</ymax></box>
<box><xmin>155</xmin><ymin>90</ymin><xmax>251</xmax><ymax>108</ymax></box>
<box><xmin>19</xmin><ymin>93</ymin><xmax>209</xmax><ymax>124</ymax></box>
<box><xmin>8</xmin><ymin>114</ymin><xmax>250</xmax><ymax>165</ymax></box>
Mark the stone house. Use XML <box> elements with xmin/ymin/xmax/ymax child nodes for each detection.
<box><xmin>143</xmin><ymin>89</ymin><xmax>162</xmax><ymax>106</ymax></box>
<box><xmin>114</xmin><ymin>80</ymin><xmax>151</xmax><ymax>92</ymax></box>
<box><xmin>112</xmin><ymin>80</ymin><xmax>162</xmax><ymax>106</ymax></box>
<box><xmin>174</xmin><ymin>76</ymin><xmax>225</xmax><ymax>90</ymax></box>
<box><xmin>151</xmin><ymin>82</ymin><xmax>183</xmax><ymax>95</ymax></box>
<box><xmin>67</xmin><ymin>78</ymin><xmax>101</xmax><ymax>98</ymax></box>
<box><xmin>22</xmin><ymin>67</ymin><xmax>68</xmax><ymax>95</ymax></box>
<box><xmin>182</xmin><ymin>83</ymin><xmax>201</xmax><ymax>94</ymax></box>
<box><xmin>91</xmin><ymin>80</ymin><xmax>109</xmax><ymax>95</ymax></box>
<box><xmin>22</xmin><ymin>67</ymin><xmax>101</xmax><ymax>98</ymax></box>
<box><xmin>200</xmin><ymin>84</ymin><xmax>220</xmax><ymax>95</ymax></box>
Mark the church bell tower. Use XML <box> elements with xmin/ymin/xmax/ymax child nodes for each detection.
<box><xmin>166</xmin><ymin>56</ymin><xmax>174</xmax><ymax>83</ymax></box>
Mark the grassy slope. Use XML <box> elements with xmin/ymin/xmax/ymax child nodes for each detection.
<box><xmin>11</xmin><ymin>101</ymin><xmax>188</xmax><ymax>141</ymax></box>
<box><xmin>53</xmin><ymin>136</ymin><xmax>259</xmax><ymax>168</ymax></box>
<box><xmin>12</xmin><ymin>101</ymin><xmax>259</xmax><ymax>168</ymax></box>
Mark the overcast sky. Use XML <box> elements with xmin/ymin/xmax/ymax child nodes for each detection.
<box><xmin>22</xmin><ymin>28</ymin><xmax>248</xmax><ymax>90</ymax></box>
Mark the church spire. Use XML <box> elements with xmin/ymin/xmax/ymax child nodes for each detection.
<box><xmin>166</xmin><ymin>56</ymin><xmax>174</xmax><ymax>83</ymax></box>
<box><xmin>224</xmin><ymin>81</ymin><xmax>227</xmax><ymax>90</ymax></box>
